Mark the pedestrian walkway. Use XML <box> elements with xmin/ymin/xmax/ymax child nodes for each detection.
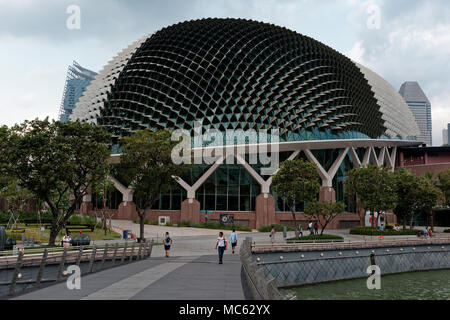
<box><xmin>12</xmin><ymin>254</ymin><xmax>244</xmax><ymax>300</ymax></box>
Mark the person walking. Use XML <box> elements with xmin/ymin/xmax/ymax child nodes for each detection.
<box><xmin>314</xmin><ymin>221</ymin><xmax>319</xmax><ymax>235</ymax></box>
<box><xmin>229</xmin><ymin>229</ymin><xmax>238</xmax><ymax>254</ymax></box>
<box><xmin>164</xmin><ymin>232</ymin><xmax>173</xmax><ymax>257</ymax></box>
<box><xmin>269</xmin><ymin>226</ymin><xmax>276</xmax><ymax>244</ymax></box>
<box><xmin>308</xmin><ymin>221</ymin><xmax>314</xmax><ymax>235</ymax></box>
<box><xmin>215</xmin><ymin>232</ymin><xmax>227</xmax><ymax>264</ymax></box>
<box><xmin>298</xmin><ymin>225</ymin><xmax>303</xmax><ymax>237</ymax></box>
<box><xmin>424</xmin><ymin>227</ymin><xmax>429</xmax><ymax>239</ymax></box>
<box><xmin>62</xmin><ymin>231</ymin><xmax>72</xmax><ymax>247</ymax></box>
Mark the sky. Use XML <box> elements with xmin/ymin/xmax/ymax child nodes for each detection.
<box><xmin>0</xmin><ymin>0</ymin><xmax>449</xmax><ymax>145</ymax></box>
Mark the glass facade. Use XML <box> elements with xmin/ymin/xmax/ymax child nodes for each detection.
<box><xmin>192</xmin><ymin>165</ymin><xmax>260</xmax><ymax>212</ymax></box>
<box><xmin>59</xmin><ymin>61</ymin><xmax>97</xmax><ymax>122</ymax></box>
<box><xmin>135</xmin><ymin>150</ymin><xmax>358</xmax><ymax>213</ymax></box>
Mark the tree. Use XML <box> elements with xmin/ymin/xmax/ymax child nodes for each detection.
<box><xmin>272</xmin><ymin>159</ymin><xmax>321</xmax><ymax>237</ymax></box>
<box><xmin>437</xmin><ymin>170</ymin><xmax>450</xmax><ymax>207</ymax></box>
<box><xmin>410</xmin><ymin>177</ymin><xmax>443</xmax><ymax>231</ymax></box>
<box><xmin>393</xmin><ymin>169</ymin><xmax>421</xmax><ymax>229</ymax></box>
<box><xmin>0</xmin><ymin>175</ymin><xmax>34</xmax><ymax>229</ymax></box>
<box><xmin>0</xmin><ymin>119</ymin><xmax>111</xmax><ymax>245</ymax></box>
<box><xmin>304</xmin><ymin>201</ymin><xmax>345</xmax><ymax>236</ymax></box>
<box><xmin>92</xmin><ymin>176</ymin><xmax>116</xmax><ymax>235</ymax></box>
<box><xmin>120</xmin><ymin>129</ymin><xmax>190</xmax><ymax>242</ymax></box>
<box><xmin>345</xmin><ymin>165</ymin><xmax>397</xmax><ymax>228</ymax></box>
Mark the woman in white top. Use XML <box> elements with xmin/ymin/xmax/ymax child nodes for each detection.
<box><xmin>62</xmin><ymin>231</ymin><xmax>72</xmax><ymax>247</ymax></box>
<box><xmin>215</xmin><ymin>232</ymin><xmax>227</xmax><ymax>264</ymax></box>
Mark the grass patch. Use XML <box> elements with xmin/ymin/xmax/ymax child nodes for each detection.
<box><xmin>5</xmin><ymin>223</ymin><xmax>122</xmax><ymax>244</ymax></box>
<box><xmin>350</xmin><ymin>227</ymin><xmax>420</xmax><ymax>236</ymax></box>
<box><xmin>287</xmin><ymin>234</ymin><xmax>344</xmax><ymax>242</ymax></box>
<box><xmin>258</xmin><ymin>224</ymin><xmax>294</xmax><ymax>232</ymax></box>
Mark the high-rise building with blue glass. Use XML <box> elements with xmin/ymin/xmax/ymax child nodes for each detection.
<box><xmin>58</xmin><ymin>61</ymin><xmax>97</xmax><ymax>122</ymax></box>
<box><xmin>399</xmin><ymin>81</ymin><xmax>432</xmax><ymax>146</ymax></box>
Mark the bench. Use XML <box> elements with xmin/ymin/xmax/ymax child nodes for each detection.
<box><xmin>24</xmin><ymin>220</ymin><xmax>54</xmax><ymax>228</ymax></box>
<box><xmin>65</xmin><ymin>224</ymin><xmax>95</xmax><ymax>233</ymax></box>
<box><xmin>10</xmin><ymin>228</ymin><xmax>26</xmax><ymax>233</ymax></box>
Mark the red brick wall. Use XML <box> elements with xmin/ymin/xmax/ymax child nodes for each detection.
<box><xmin>401</xmin><ymin>163</ymin><xmax>450</xmax><ymax>178</ymax></box>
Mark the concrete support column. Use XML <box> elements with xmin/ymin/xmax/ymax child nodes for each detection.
<box><xmin>176</xmin><ymin>156</ymin><xmax>224</xmax><ymax>224</ymax></box>
<box><xmin>80</xmin><ymin>187</ymin><xmax>92</xmax><ymax>214</ymax></box>
<box><xmin>400</xmin><ymin>152</ymin><xmax>404</xmax><ymax>167</ymax></box>
<box><xmin>79</xmin><ymin>201</ymin><xmax>93</xmax><ymax>214</ymax></box>
<box><xmin>424</xmin><ymin>152</ymin><xmax>429</xmax><ymax>165</ymax></box>
<box><xmin>255</xmin><ymin>194</ymin><xmax>276</xmax><ymax>229</ymax></box>
<box><xmin>319</xmin><ymin>187</ymin><xmax>336</xmax><ymax>203</ymax></box>
<box><xmin>304</xmin><ymin>148</ymin><xmax>348</xmax><ymax>203</ymax></box>
<box><xmin>108</xmin><ymin>175</ymin><xmax>137</xmax><ymax>220</ymax></box>
<box><xmin>118</xmin><ymin>201</ymin><xmax>137</xmax><ymax>220</ymax></box>
<box><xmin>181</xmin><ymin>199</ymin><xmax>201</xmax><ymax>224</ymax></box>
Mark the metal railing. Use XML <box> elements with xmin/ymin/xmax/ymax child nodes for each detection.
<box><xmin>252</xmin><ymin>235</ymin><xmax>450</xmax><ymax>253</ymax></box>
<box><xmin>0</xmin><ymin>239</ymin><xmax>154</xmax><ymax>297</ymax></box>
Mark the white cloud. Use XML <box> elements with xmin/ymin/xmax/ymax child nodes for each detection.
<box><xmin>346</xmin><ymin>0</ymin><xmax>450</xmax><ymax>146</ymax></box>
<box><xmin>347</xmin><ymin>41</ymin><xmax>366</xmax><ymax>64</ymax></box>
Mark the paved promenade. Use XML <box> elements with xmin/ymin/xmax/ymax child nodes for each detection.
<box><xmin>10</xmin><ymin>222</ymin><xmax>450</xmax><ymax>300</ymax></box>
<box><xmin>13</xmin><ymin>252</ymin><xmax>244</xmax><ymax>300</ymax></box>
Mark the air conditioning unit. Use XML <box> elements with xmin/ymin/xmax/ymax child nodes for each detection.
<box><xmin>158</xmin><ymin>216</ymin><xmax>170</xmax><ymax>226</ymax></box>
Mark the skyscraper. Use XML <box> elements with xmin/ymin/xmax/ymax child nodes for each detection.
<box><xmin>399</xmin><ymin>81</ymin><xmax>432</xmax><ymax>146</ymax></box>
<box><xmin>58</xmin><ymin>61</ymin><xmax>97</xmax><ymax>122</ymax></box>
<box><xmin>443</xmin><ymin>126</ymin><xmax>449</xmax><ymax>146</ymax></box>
<box><xmin>445</xmin><ymin>124</ymin><xmax>450</xmax><ymax>146</ymax></box>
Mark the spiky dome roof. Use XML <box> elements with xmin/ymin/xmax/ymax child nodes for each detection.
<box><xmin>71</xmin><ymin>18</ymin><xmax>420</xmax><ymax>144</ymax></box>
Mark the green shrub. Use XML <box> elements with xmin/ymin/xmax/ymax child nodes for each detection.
<box><xmin>200</xmin><ymin>222</ymin><xmax>251</xmax><ymax>231</ymax></box>
<box><xmin>444</xmin><ymin>229</ymin><xmax>450</xmax><ymax>233</ymax></box>
<box><xmin>349</xmin><ymin>226</ymin><xmax>419</xmax><ymax>236</ymax></box>
<box><xmin>0</xmin><ymin>211</ymin><xmax>9</xmax><ymax>223</ymax></box>
<box><xmin>176</xmin><ymin>220</ymin><xmax>251</xmax><ymax>231</ymax></box>
<box><xmin>69</xmin><ymin>214</ymin><xmax>96</xmax><ymax>226</ymax></box>
<box><xmin>287</xmin><ymin>234</ymin><xmax>344</xmax><ymax>242</ymax></box>
<box><xmin>258</xmin><ymin>224</ymin><xmax>294</xmax><ymax>232</ymax></box>
<box><xmin>0</xmin><ymin>211</ymin><xmax>53</xmax><ymax>223</ymax></box>
<box><xmin>177</xmin><ymin>220</ymin><xmax>194</xmax><ymax>227</ymax></box>
<box><xmin>149</xmin><ymin>220</ymin><xmax>158</xmax><ymax>225</ymax></box>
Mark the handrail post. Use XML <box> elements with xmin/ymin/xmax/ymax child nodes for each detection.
<box><xmin>147</xmin><ymin>239</ymin><xmax>154</xmax><ymax>257</ymax></box>
<box><xmin>137</xmin><ymin>242</ymin><xmax>143</xmax><ymax>260</ymax></box>
<box><xmin>100</xmin><ymin>243</ymin><xmax>109</xmax><ymax>271</ymax></box>
<box><xmin>9</xmin><ymin>251</ymin><xmax>24</xmax><ymax>296</ymax></box>
<box><xmin>112</xmin><ymin>242</ymin><xmax>119</xmax><ymax>265</ymax></box>
<box><xmin>76</xmin><ymin>246</ymin><xmax>84</xmax><ymax>266</ymax></box>
<box><xmin>129</xmin><ymin>241</ymin><xmax>136</xmax><ymax>262</ymax></box>
<box><xmin>35</xmin><ymin>249</ymin><xmax>48</xmax><ymax>288</ymax></box>
<box><xmin>57</xmin><ymin>247</ymin><xmax>68</xmax><ymax>281</ymax></box>
<box><xmin>121</xmin><ymin>241</ymin><xmax>128</xmax><ymax>264</ymax></box>
<box><xmin>89</xmin><ymin>245</ymin><xmax>97</xmax><ymax>273</ymax></box>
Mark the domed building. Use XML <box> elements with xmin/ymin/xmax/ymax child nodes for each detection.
<box><xmin>71</xmin><ymin>18</ymin><xmax>421</xmax><ymax>229</ymax></box>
